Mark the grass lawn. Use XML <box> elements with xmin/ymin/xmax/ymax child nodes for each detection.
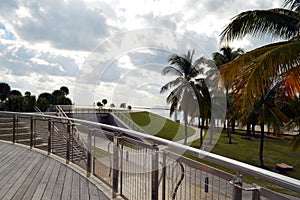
<box><xmin>189</xmin><ymin>130</ymin><xmax>300</xmax><ymax>197</ymax></box>
<box><xmin>127</xmin><ymin>111</ymin><xmax>195</xmax><ymax>141</ymax></box>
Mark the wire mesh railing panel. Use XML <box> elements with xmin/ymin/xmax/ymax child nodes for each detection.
<box><xmin>164</xmin><ymin>155</ymin><xmax>233</xmax><ymax>200</ymax></box>
<box><xmin>91</xmin><ymin>128</ymin><xmax>114</xmax><ymax>187</ymax></box>
<box><xmin>120</xmin><ymin>144</ymin><xmax>153</xmax><ymax>200</ymax></box>
<box><xmin>1</xmin><ymin>111</ymin><xmax>300</xmax><ymax>200</ymax></box>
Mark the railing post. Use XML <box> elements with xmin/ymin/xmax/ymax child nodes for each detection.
<box><xmin>12</xmin><ymin>115</ymin><xmax>16</xmax><ymax>143</ymax></box>
<box><xmin>71</xmin><ymin>124</ymin><xmax>75</xmax><ymax>162</ymax></box>
<box><xmin>252</xmin><ymin>184</ymin><xmax>261</xmax><ymax>200</ymax></box>
<box><xmin>66</xmin><ymin>123</ymin><xmax>71</xmax><ymax>164</ymax></box>
<box><xmin>47</xmin><ymin>120</ymin><xmax>52</xmax><ymax>155</ymax></box>
<box><xmin>152</xmin><ymin>145</ymin><xmax>159</xmax><ymax>200</ymax></box>
<box><xmin>87</xmin><ymin>128</ymin><xmax>92</xmax><ymax>177</ymax></box>
<box><xmin>161</xmin><ymin>151</ymin><xmax>167</xmax><ymax>200</ymax></box>
<box><xmin>30</xmin><ymin>117</ymin><xmax>34</xmax><ymax>149</ymax></box>
<box><xmin>112</xmin><ymin>132</ymin><xmax>120</xmax><ymax>198</ymax></box>
<box><xmin>120</xmin><ymin>138</ymin><xmax>124</xmax><ymax>196</ymax></box>
<box><xmin>232</xmin><ymin>172</ymin><xmax>243</xmax><ymax>200</ymax></box>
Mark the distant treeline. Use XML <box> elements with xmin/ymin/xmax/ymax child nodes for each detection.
<box><xmin>0</xmin><ymin>82</ymin><xmax>72</xmax><ymax>112</ymax></box>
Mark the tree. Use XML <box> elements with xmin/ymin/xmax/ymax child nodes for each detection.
<box><xmin>36</xmin><ymin>97</ymin><xmax>50</xmax><ymax>112</ymax></box>
<box><xmin>52</xmin><ymin>89</ymin><xmax>72</xmax><ymax>105</ymax></box>
<box><xmin>23</xmin><ymin>94</ymin><xmax>36</xmax><ymax>112</ymax></box>
<box><xmin>102</xmin><ymin>99</ymin><xmax>108</xmax><ymax>106</ymax></box>
<box><xmin>220</xmin><ymin>0</ymin><xmax>300</xmax><ymax>114</ymax></box>
<box><xmin>97</xmin><ymin>102</ymin><xmax>103</xmax><ymax>107</ymax></box>
<box><xmin>0</xmin><ymin>82</ymin><xmax>10</xmax><ymax>102</ymax></box>
<box><xmin>213</xmin><ymin>46</ymin><xmax>244</xmax><ymax>143</ymax></box>
<box><xmin>195</xmin><ymin>78</ymin><xmax>211</xmax><ymax>147</ymax></box>
<box><xmin>37</xmin><ymin>93</ymin><xmax>53</xmax><ymax>111</ymax></box>
<box><xmin>9</xmin><ymin>90</ymin><xmax>22</xmax><ymax>96</ymax></box>
<box><xmin>120</xmin><ymin>103</ymin><xmax>126</xmax><ymax>109</ymax></box>
<box><xmin>160</xmin><ymin>50</ymin><xmax>204</xmax><ymax>145</ymax></box>
<box><xmin>60</xmin><ymin>86</ymin><xmax>69</xmax><ymax>96</ymax></box>
<box><xmin>110</xmin><ymin>103</ymin><xmax>115</xmax><ymax>108</ymax></box>
<box><xmin>219</xmin><ymin>0</ymin><xmax>299</xmax><ymax>166</ymax></box>
<box><xmin>25</xmin><ymin>91</ymin><xmax>31</xmax><ymax>96</ymax></box>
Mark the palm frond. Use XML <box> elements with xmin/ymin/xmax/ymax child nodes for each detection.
<box><xmin>279</xmin><ymin>66</ymin><xmax>300</xmax><ymax>97</ymax></box>
<box><xmin>160</xmin><ymin>77</ymin><xmax>182</xmax><ymax>94</ymax></box>
<box><xmin>221</xmin><ymin>40</ymin><xmax>300</xmax><ymax>113</ymax></box>
<box><xmin>220</xmin><ymin>8</ymin><xmax>300</xmax><ymax>42</ymax></box>
<box><xmin>162</xmin><ymin>66</ymin><xmax>183</xmax><ymax>76</ymax></box>
<box><xmin>284</xmin><ymin>0</ymin><xmax>300</xmax><ymax>11</ymax></box>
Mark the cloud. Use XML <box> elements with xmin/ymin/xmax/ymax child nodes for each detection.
<box><xmin>0</xmin><ymin>0</ymin><xmax>287</xmax><ymax>107</ymax></box>
<box><xmin>0</xmin><ymin>0</ymin><xmax>117</xmax><ymax>50</ymax></box>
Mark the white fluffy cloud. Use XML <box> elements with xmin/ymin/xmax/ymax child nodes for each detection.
<box><xmin>0</xmin><ymin>0</ymin><xmax>283</xmax><ymax>107</ymax></box>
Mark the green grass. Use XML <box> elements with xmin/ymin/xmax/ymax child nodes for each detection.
<box><xmin>127</xmin><ymin>111</ymin><xmax>195</xmax><ymax>141</ymax></box>
<box><xmin>93</xmin><ymin>147</ymin><xmax>111</xmax><ymax>158</ymax></box>
<box><xmin>189</xmin><ymin>130</ymin><xmax>300</xmax><ymax>197</ymax></box>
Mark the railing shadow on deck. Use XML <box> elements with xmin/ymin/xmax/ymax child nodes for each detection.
<box><xmin>0</xmin><ymin>111</ymin><xmax>299</xmax><ymax>200</ymax></box>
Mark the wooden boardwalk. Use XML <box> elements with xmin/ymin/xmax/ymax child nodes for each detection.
<box><xmin>0</xmin><ymin>141</ymin><xmax>110</xmax><ymax>200</ymax></box>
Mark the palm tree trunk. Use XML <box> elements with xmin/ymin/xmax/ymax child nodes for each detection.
<box><xmin>183</xmin><ymin>111</ymin><xmax>188</xmax><ymax>145</ymax></box>
<box><xmin>209</xmin><ymin>117</ymin><xmax>215</xmax><ymax>145</ymax></box>
<box><xmin>246</xmin><ymin>122</ymin><xmax>251</xmax><ymax>136</ymax></box>
<box><xmin>252</xmin><ymin>123</ymin><xmax>256</xmax><ymax>137</ymax></box>
<box><xmin>259</xmin><ymin>104</ymin><xmax>265</xmax><ymax>168</ymax></box>
<box><xmin>231</xmin><ymin>118</ymin><xmax>235</xmax><ymax>134</ymax></box>
<box><xmin>200</xmin><ymin>116</ymin><xmax>204</xmax><ymax>148</ymax></box>
<box><xmin>198</xmin><ymin>117</ymin><xmax>203</xmax><ymax>148</ymax></box>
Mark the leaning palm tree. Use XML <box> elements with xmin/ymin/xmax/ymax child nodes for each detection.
<box><xmin>160</xmin><ymin>50</ymin><xmax>204</xmax><ymax>144</ymax></box>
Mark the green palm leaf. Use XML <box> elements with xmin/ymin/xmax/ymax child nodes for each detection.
<box><xmin>221</xmin><ymin>8</ymin><xmax>300</xmax><ymax>42</ymax></box>
<box><xmin>221</xmin><ymin>40</ymin><xmax>300</xmax><ymax>113</ymax></box>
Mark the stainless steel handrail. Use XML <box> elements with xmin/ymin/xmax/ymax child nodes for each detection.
<box><xmin>1</xmin><ymin>111</ymin><xmax>300</xmax><ymax>195</ymax></box>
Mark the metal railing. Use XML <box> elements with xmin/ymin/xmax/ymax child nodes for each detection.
<box><xmin>0</xmin><ymin>111</ymin><xmax>299</xmax><ymax>200</ymax></box>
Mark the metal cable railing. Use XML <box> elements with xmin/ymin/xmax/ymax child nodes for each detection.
<box><xmin>0</xmin><ymin>111</ymin><xmax>299</xmax><ymax>200</ymax></box>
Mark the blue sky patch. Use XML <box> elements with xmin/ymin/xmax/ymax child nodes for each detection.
<box><xmin>0</xmin><ymin>22</ymin><xmax>16</xmax><ymax>40</ymax></box>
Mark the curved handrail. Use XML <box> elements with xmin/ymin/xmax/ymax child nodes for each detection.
<box><xmin>1</xmin><ymin>111</ymin><xmax>300</xmax><ymax>194</ymax></box>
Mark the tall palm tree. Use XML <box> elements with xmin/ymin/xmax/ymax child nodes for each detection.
<box><xmin>195</xmin><ymin>78</ymin><xmax>211</xmax><ymax>147</ymax></box>
<box><xmin>213</xmin><ymin>46</ymin><xmax>244</xmax><ymax>143</ymax></box>
<box><xmin>160</xmin><ymin>50</ymin><xmax>204</xmax><ymax>144</ymax></box>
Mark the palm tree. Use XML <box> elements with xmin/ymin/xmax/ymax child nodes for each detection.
<box><xmin>195</xmin><ymin>78</ymin><xmax>211</xmax><ymax>147</ymax></box>
<box><xmin>160</xmin><ymin>50</ymin><xmax>204</xmax><ymax>144</ymax></box>
<box><xmin>220</xmin><ymin>0</ymin><xmax>300</xmax><ymax>115</ymax></box>
<box><xmin>213</xmin><ymin>46</ymin><xmax>244</xmax><ymax>143</ymax></box>
<box><xmin>219</xmin><ymin>0</ymin><xmax>299</xmax><ymax>166</ymax></box>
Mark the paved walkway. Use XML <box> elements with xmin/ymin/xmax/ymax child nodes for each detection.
<box><xmin>0</xmin><ymin>141</ymin><xmax>111</xmax><ymax>200</ymax></box>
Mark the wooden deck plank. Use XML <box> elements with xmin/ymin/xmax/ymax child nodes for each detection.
<box><xmin>89</xmin><ymin>182</ymin><xmax>100</xmax><ymax>200</ymax></box>
<box><xmin>61</xmin><ymin>167</ymin><xmax>73</xmax><ymax>200</ymax></box>
<box><xmin>0</xmin><ymin>146</ymin><xmax>24</xmax><ymax>173</ymax></box>
<box><xmin>51</xmin><ymin>164</ymin><xmax>67</xmax><ymax>200</ymax></box>
<box><xmin>1</xmin><ymin>154</ymin><xmax>42</xmax><ymax>199</ymax></box>
<box><xmin>0</xmin><ymin>141</ymin><xmax>110</xmax><ymax>200</ymax></box>
<box><xmin>31</xmin><ymin>159</ymin><xmax>56</xmax><ymax>200</ymax></box>
<box><xmin>42</xmin><ymin>161</ymin><xmax>61</xmax><ymax>200</ymax></box>
<box><xmin>22</xmin><ymin>158</ymin><xmax>51</xmax><ymax>200</ymax></box>
<box><xmin>71</xmin><ymin>170</ymin><xmax>80</xmax><ymax>200</ymax></box>
<box><xmin>0</xmin><ymin>150</ymin><xmax>33</xmax><ymax>192</ymax></box>
<box><xmin>11</xmin><ymin>156</ymin><xmax>45</xmax><ymax>200</ymax></box>
<box><xmin>80</xmin><ymin>175</ymin><xmax>90</xmax><ymax>200</ymax></box>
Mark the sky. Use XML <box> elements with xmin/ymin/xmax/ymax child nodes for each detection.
<box><xmin>0</xmin><ymin>0</ymin><xmax>283</xmax><ymax>109</ymax></box>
